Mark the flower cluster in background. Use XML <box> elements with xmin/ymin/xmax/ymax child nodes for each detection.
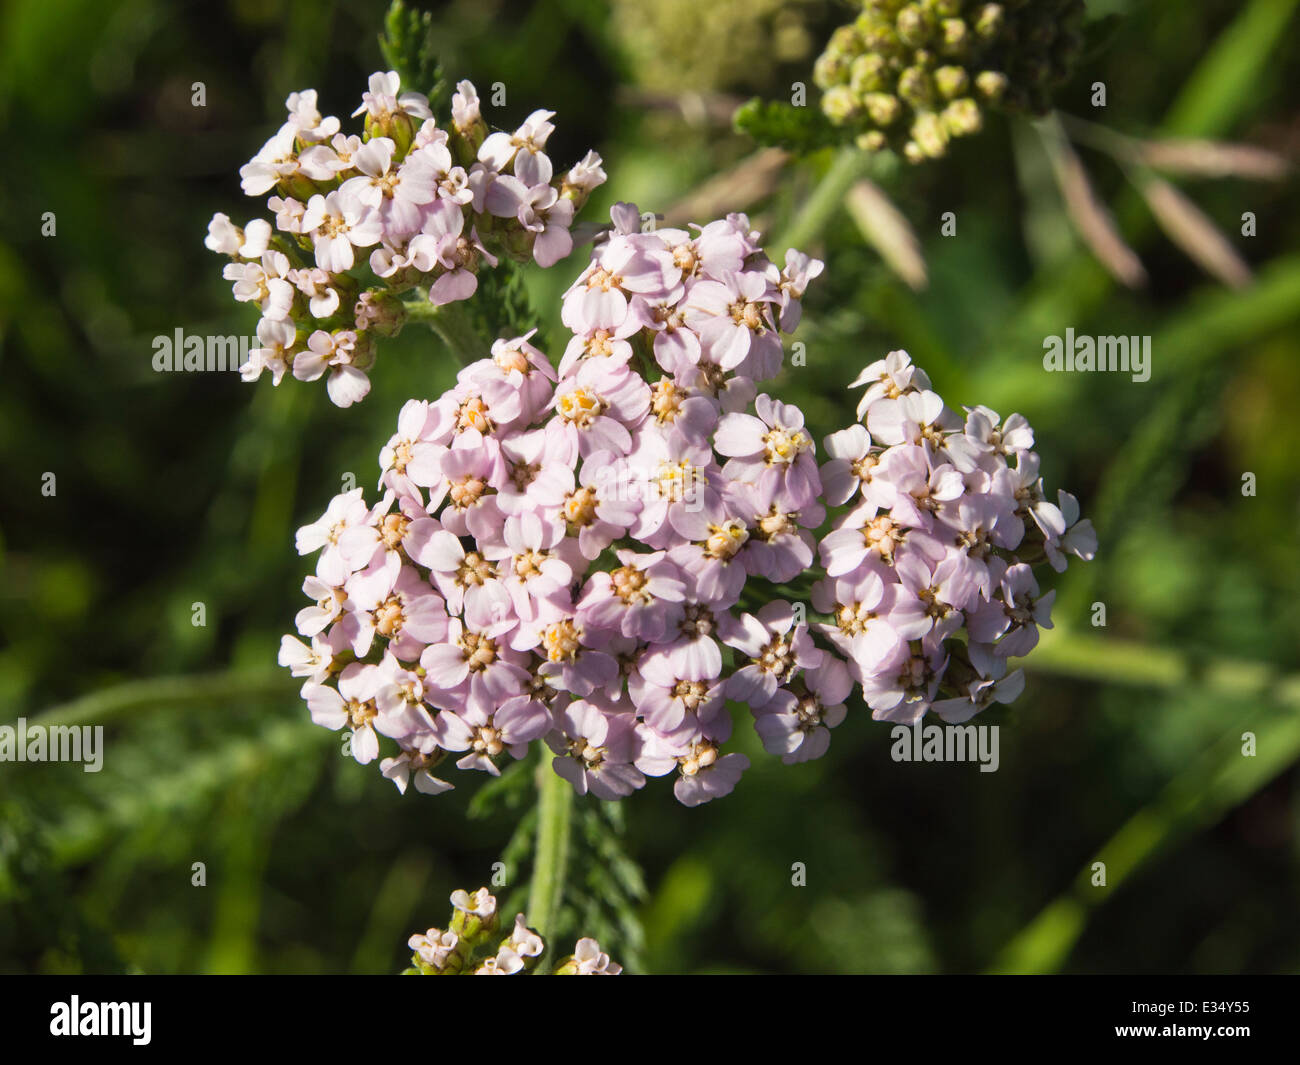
<box><xmin>814</xmin><ymin>0</ymin><xmax>1086</xmax><ymax>161</ymax></box>
<box><xmin>277</xmin><ymin>204</ymin><xmax>1094</xmax><ymax>807</ymax></box>
<box><xmin>203</xmin><ymin>71</ymin><xmax>605</xmax><ymax>406</ymax></box>
<box><xmin>405</xmin><ymin>887</ymin><xmax>621</xmax><ymax>974</ymax></box>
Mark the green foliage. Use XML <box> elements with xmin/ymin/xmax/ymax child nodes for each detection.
<box><xmin>378</xmin><ymin>0</ymin><xmax>447</xmax><ymax>108</ymax></box>
<box><xmin>566</xmin><ymin>801</ymin><xmax>647</xmax><ymax>973</ymax></box>
<box><xmin>734</xmin><ymin>97</ymin><xmax>843</xmax><ymax>154</ymax></box>
<box><xmin>466</xmin><ymin>259</ymin><xmax>550</xmax><ymax>350</ymax></box>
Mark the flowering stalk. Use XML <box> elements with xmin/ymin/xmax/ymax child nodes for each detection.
<box><xmin>207</xmin><ymin>43</ymin><xmax>1099</xmax><ymax>972</ymax></box>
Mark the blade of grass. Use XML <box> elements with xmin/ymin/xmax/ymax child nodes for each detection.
<box><xmin>990</xmin><ymin>701</ymin><xmax>1300</xmax><ymax>973</ymax></box>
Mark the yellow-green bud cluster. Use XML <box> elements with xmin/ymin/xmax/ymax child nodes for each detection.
<box><xmin>814</xmin><ymin>0</ymin><xmax>1085</xmax><ymax>162</ymax></box>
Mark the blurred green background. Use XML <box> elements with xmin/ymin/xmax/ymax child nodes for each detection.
<box><xmin>1</xmin><ymin>0</ymin><xmax>1298</xmax><ymax>974</ymax></box>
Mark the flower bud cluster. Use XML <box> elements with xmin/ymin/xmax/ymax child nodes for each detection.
<box><xmin>406</xmin><ymin>887</ymin><xmax>621</xmax><ymax>975</ymax></box>
<box><xmin>814</xmin><ymin>0</ymin><xmax>1086</xmax><ymax>162</ymax></box>
<box><xmin>204</xmin><ymin>72</ymin><xmax>606</xmax><ymax>405</ymax></box>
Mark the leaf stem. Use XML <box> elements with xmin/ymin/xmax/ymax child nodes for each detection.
<box><xmin>772</xmin><ymin>146</ymin><xmax>879</xmax><ymax>255</ymax></box>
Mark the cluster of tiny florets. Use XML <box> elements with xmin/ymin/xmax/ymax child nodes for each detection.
<box><xmin>278</xmin><ymin>210</ymin><xmax>1094</xmax><ymax>806</ymax></box>
<box><xmin>280</xmin><ymin>203</ymin><xmax>825</xmax><ymax>806</ymax></box>
<box><xmin>204</xmin><ymin>71</ymin><xmax>605</xmax><ymax>406</ymax></box>
<box><xmin>817</xmin><ymin>349</ymin><xmax>1095</xmax><ymax>724</ymax></box>
<box><xmin>814</xmin><ymin>0</ymin><xmax>1086</xmax><ymax>161</ymax></box>
<box><xmin>406</xmin><ymin>887</ymin><xmax>620</xmax><ymax>975</ymax></box>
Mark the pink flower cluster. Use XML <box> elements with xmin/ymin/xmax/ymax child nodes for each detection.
<box><xmin>280</xmin><ymin>204</ymin><xmax>828</xmax><ymax>806</ymax></box>
<box><xmin>278</xmin><ymin>206</ymin><xmax>1095</xmax><ymax>806</ymax></box>
<box><xmin>407</xmin><ymin>887</ymin><xmax>620</xmax><ymax>975</ymax></box>
<box><xmin>204</xmin><ymin>72</ymin><xmax>605</xmax><ymax>406</ymax></box>
<box><xmin>816</xmin><ymin>350</ymin><xmax>1097</xmax><ymax>725</ymax></box>
<box><xmin>405</xmin><ymin>884</ymin><xmax>618</xmax><ymax>972</ymax></box>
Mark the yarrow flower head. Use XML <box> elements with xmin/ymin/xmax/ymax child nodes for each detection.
<box><xmin>815</xmin><ymin>349</ymin><xmax>1096</xmax><ymax>724</ymax></box>
<box><xmin>205</xmin><ymin>71</ymin><xmax>605</xmax><ymax>406</ymax></box>
<box><xmin>405</xmin><ymin>887</ymin><xmax>620</xmax><ymax>975</ymax></box>
<box><xmin>279</xmin><ymin>202</ymin><xmax>1094</xmax><ymax>808</ymax></box>
<box><xmin>282</xmin><ymin>204</ymin><xmax>824</xmax><ymax>807</ymax></box>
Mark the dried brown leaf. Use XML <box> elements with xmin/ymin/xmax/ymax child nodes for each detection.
<box><xmin>1137</xmin><ymin>176</ymin><xmax>1253</xmax><ymax>289</ymax></box>
<box><xmin>844</xmin><ymin>179</ymin><xmax>928</xmax><ymax>291</ymax></box>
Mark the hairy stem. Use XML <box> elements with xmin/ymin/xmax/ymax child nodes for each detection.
<box><xmin>402</xmin><ymin>296</ymin><xmax>491</xmax><ymax>366</ymax></box>
<box><xmin>527</xmin><ymin>761</ymin><xmax>573</xmax><ymax>942</ymax></box>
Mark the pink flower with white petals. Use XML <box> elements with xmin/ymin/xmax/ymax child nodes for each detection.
<box><xmin>629</xmin><ymin>662</ymin><xmax>729</xmax><ymax>735</ymax></box>
<box><xmin>434</xmin><ymin>444</ymin><xmax>504</xmax><ymax>539</ymax></box>
<box><xmin>352</xmin><ymin>70</ymin><xmax>431</xmax><ymax>124</ymax></box>
<box><xmin>383</xmin><ymin>743</ymin><xmax>454</xmax><ymax>796</ymax></box>
<box><xmin>303</xmin><ymin>190</ymin><xmax>382</xmax><ymax>273</ymax></box>
<box><xmin>422</xmin><ymin>591</ymin><xmax>528</xmax><ymax>705</ymax></box>
<box><xmin>340</xmin><ymin>136</ymin><xmax>438</xmax><ymax>238</ymax></box>
<box><xmin>683</xmin><ymin>269</ymin><xmax>778</xmax><ymax>371</ymax></box>
<box><xmin>514</xmin><ymin>602</ymin><xmax>619</xmax><ymax>698</ymax></box>
<box><xmin>547</xmin><ymin>700</ymin><xmax>645</xmax><ymax>800</ymax></box>
<box><xmin>223</xmin><ymin>251</ymin><xmax>294</xmax><ymax>320</ymax></box>
<box><xmin>296</xmin><ymin>488</ymin><xmax>371</xmax><ymax>587</ymax></box>
<box><xmin>673</xmin><ymin>746</ymin><xmax>749</xmax><ymax>807</ymax></box>
<box><xmin>292</xmin><ymin>329</ymin><xmax>371</xmax><ymax>408</ymax></box>
<box><xmin>849</xmin><ymin>349</ymin><xmax>931</xmax><ymax>419</ymax></box>
<box><xmin>240</xmin><ymin>316</ymin><xmax>297</xmax><ymax>386</ymax></box>
<box><xmin>485</xmin><ymin>177</ymin><xmax>575</xmax><ymax>267</ymax></box>
<box><xmin>715</xmin><ymin>394</ymin><xmax>820</xmax><ymax>510</ymax></box>
<box><xmin>967</xmin><ymin>563</ymin><xmax>1056</xmax><ymax>657</ymax></box>
<box><xmin>484</xmin><ymin>511</ymin><xmax>581</xmax><ymax>621</ymax></box>
<box><xmin>349</xmin><ymin>565</ymin><xmax>449</xmax><ymax>662</ymax></box>
<box><xmin>303</xmin><ymin>662</ymin><xmax>414</xmax><ymax>765</ymax></box>
<box><xmin>753</xmin><ymin>657</ymin><xmax>852</xmax><ymax>764</ymax></box>
<box><xmin>239</xmin><ymin>124</ymin><xmax>300</xmax><ymax>196</ymax></box>
<box><xmin>623</xmin><ymin>432</ymin><xmax>725</xmax><ymax>547</ymax></box>
<box><xmin>478</xmin><ymin>108</ymin><xmax>556</xmax><ymax>182</ymax></box>
<box><xmin>576</xmin><ymin>549</ymin><xmax>686</xmax><ymax>643</ymax></box>
<box><xmin>547</xmin><ymin>356</ymin><xmax>649</xmax><ymax>462</ymax></box>
<box><xmin>284</xmin><ymin>88</ymin><xmax>339</xmax><ymax>144</ymax></box>
<box><xmin>723</xmin><ymin>601</ymin><xmax>824</xmax><ymax>709</ymax></box>
<box><xmin>773</xmin><ymin>249</ymin><xmax>825</xmax><ymax>332</ymax></box>
<box><xmin>413</xmin><ymin>529</ymin><xmax>505</xmax><ymax>618</ymax></box>
<box><xmin>408</xmin><ymin>200</ymin><xmax>497</xmax><ymax>305</ymax></box>
<box><xmin>433</xmin><ymin>687</ymin><xmax>551</xmax><ymax>776</ymax></box>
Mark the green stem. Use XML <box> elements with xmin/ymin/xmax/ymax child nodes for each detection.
<box><xmin>772</xmin><ymin>146</ymin><xmax>879</xmax><ymax>254</ymax></box>
<box><xmin>990</xmin><ymin>624</ymin><xmax>1300</xmax><ymax>973</ymax></box>
<box><xmin>989</xmin><ymin>698</ymin><xmax>1300</xmax><ymax>974</ymax></box>
<box><xmin>1025</xmin><ymin>627</ymin><xmax>1300</xmax><ymax>707</ymax></box>
<box><xmin>527</xmin><ymin>761</ymin><xmax>573</xmax><ymax>942</ymax></box>
<box><xmin>402</xmin><ymin>297</ymin><xmax>491</xmax><ymax>366</ymax></box>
